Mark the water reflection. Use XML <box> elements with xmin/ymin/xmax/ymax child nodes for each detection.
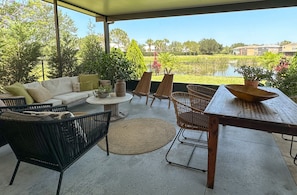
<box><xmin>214</xmin><ymin>64</ymin><xmax>242</xmax><ymax>77</ymax></box>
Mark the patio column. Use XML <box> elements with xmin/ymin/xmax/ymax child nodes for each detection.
<box><xmin>53</xmin><ymin>0</ymin><xmax>62</xmax><ymax>77</ymax></box>
<box><xmin>103</xmin><ymin>17</ymin><xmax>113</xmax><ymax>54</ymax></box>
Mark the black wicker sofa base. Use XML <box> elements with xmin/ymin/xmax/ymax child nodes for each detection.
<box><xmin>0</xmin><ymin>110</ymin><xmax>111</xmax><ymax>195</ymax></box>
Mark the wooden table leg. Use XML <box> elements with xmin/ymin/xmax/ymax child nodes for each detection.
<box><xmin>104</xmin><ymin>104</ymin><xmax>119</xmax><ymax>117</ymax></box>
<box><xmin>104</xmin><ymin>104</ymin><xmax>128</xmax><ymax>121</ymax></box>
<box><xmin>207</xmin><ymin>115</ymin><xmax>219</xmax><ymax>189</ymax></box>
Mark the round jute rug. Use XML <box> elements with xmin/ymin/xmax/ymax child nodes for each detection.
<box><xmin>97</xmin><ymin>118</ymin><xmax>176</xmax><ymax>155</ymax></box>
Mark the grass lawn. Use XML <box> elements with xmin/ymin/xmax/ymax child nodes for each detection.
<box><xmin>152</xmin><ymin>74</ymin><xmax>244</xmax><ymax>85</ymax></box>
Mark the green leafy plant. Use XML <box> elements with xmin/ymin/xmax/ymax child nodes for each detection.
<box><xmin>271</xmin><ymin>55</ymin><xmax>297</xmax><ymax>96</ymax></box>
<box><xmin>234</xmin><ymin>65</ymin><xmax>273</xmax><ymax>81</ymax></box>
<box><xmin>97</xmin><ymin>85</ymin><xmax>112</xmax><ymax>93</ymax></box>
<box><xmin>101</xmin><ymin>49</ymin><xmax>135</xmax><ymax>85</ymax></box>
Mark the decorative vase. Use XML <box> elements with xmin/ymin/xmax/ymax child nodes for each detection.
<box><xmin>115</xmin><ymin>79</ymin><xmax>126</xmax><ymax>97</ymax></box>
<box><xmin>244</xmin><ymin>80</ymin><xmax>259</xmax><ymax>88</ymax></box>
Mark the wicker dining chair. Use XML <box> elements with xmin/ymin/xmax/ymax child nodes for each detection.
<box><xmin>130</xmin><ymin>71</ymin><xmax>152</xmax><ymax>105</ymax></box>
<box><xmin>150</xmin><ymin>74</ymin><xmax>174</xmax><ymax>108</ymax></box>
<box><xmin>165</xmin><ymin>92</ymin><xmax>209</xmax><ymax>171</ymax></box>
<box><xmin>187</xmin><ymin>84</ymin><xmax>217</xmax><ymax>100</ymax></box>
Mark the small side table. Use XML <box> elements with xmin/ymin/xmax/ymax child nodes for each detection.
<box><xmin>86</xmin><ymin>93</ymin><xmax>133</xmax><ymax>121</ymax></box>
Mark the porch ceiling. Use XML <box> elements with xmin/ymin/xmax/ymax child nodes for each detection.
<box><xmin>43</xmin><ymin>0</ymin><xmax>297</xmax><ymax>22</ymax></box>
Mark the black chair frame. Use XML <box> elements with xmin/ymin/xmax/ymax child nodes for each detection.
<box><xmin>0</xmin><ymin>110</ymin><xmax>111</xmax><ymax>195</ymax></box>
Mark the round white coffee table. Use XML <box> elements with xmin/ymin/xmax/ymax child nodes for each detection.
<box><xmin>86</xmin><ymin>93</ymin><xmax>133</xmax><ymax>121</ymax></box>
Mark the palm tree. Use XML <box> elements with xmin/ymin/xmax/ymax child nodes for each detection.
<box><xmin>145</xmin><ymin>38</ymin><xmax>154</xmax><ymax>53</ymax></box>
<box><xmin>154</xmin><ymin>40</ymin><xmax>164</xmax><ymax>52</ymax></box>
<box><xmin>163</xmin><ymin>38</ymin><xmax>170</xmax><ymax>52</ymax></box>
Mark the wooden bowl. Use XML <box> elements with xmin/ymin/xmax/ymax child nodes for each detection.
<box><xmin>225</xmin><ymin>84</ymin><xmax>279</xmax><ymax>102</ymax></box>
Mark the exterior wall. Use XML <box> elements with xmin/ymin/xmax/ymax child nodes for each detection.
<box><xmin>246</xmin><ymin>48</ymin><xmax>255</xmax><ymax>56</ymax></box>
<box><xmin>233</xmin><ymin>44</ymin><xmax>292</xmax><ymax>56</ymax></box>
<box><xmin>281</xmin><ymin>43</ymin><xmax>297</xmax><ymax>56</ymax></box>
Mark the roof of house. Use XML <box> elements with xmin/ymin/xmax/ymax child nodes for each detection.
<box><xmin>43</xmin><ymin>0</ymin><xmax>297</xmax><ymax>22</ymax></box>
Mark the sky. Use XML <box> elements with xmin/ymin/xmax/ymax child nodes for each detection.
<box><xmin>61</xmin><ymin>6</ymin><xmax>297</xmax><ymax>47</ymax></box>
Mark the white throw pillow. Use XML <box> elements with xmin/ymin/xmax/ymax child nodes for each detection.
<box><xmin>72</xmin><ymin>82</ymin><xmax>80</xmax><ymax>92</ymax></box>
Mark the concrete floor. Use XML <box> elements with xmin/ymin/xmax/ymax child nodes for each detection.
<box><xmin>1</xmin><ymin>94</ymin><xmax>297</xmax><ymax>195</ymax></box>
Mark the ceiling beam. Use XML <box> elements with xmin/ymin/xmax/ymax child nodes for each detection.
<box><xmin>95</xmin><ymin>0</ymin><xmax>297</xmax><ymax>22</ymax></box>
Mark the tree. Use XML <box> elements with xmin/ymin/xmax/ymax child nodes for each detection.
<box><xmin>0</xmin><ymin>1</ymin><xmax>42</xmax><ymax>85</ymax></box>
<box><xmin>230</xmin><ymin>43</ymin><xmax>245</xmax><ymax>48</ymax></box>
<box><xmin>0</xmin><ymin>0</ymin><xmax>78</xmax><ymax>86</ymax></box>
<box><xmin>78</xmin><ymin>34</ymin><xmax>105</xmax><ymax>74</ymax></box>
<box><xmin>279</xmin><ymin>40</ymin><xmax>291</xmax><ymax>46</ymax></box>
<box><xmin>154</xmin><ymin>40</ymin><xmax>165</xmax><ymax>52</ymax></box>
<box><xmin>163</xmin><ymin>38</ymin><xmax>170</xmax><ymax>51</ymax></box>
<box><xmin>126</xmin><ymin>39</ymin><xmax>146</xmax><ymax>78</ymax></box>
<box><xmin>168</xmin><ymin>41</ymin><xmax>183</xmax><ymax>53</ymax></box>
<box><xmin>145</xmin><ymin>38</ymin><xmax>154</xmax><ymax>53</ymax></box>
<box><xmin>220</xmin><ymin>46</ymin><xmax>231</xmax><ymax>54</ymax></box>
<box><xmin>110</xmin><ymin>28</ymin><xmax>130</xmax><ymax>51</ymax></box>
<box><xmin>258</xmin><ymin>52</ymin><xmax>282</xmax><ymax>70</ymax></box>
<box><xmin>47</xmin><ymin>34</ymin><xmax>79</xmax><ymax>78</ymax></box>
<box><xmin>183</xmin><ymin>41</ymin><xmax>199</xmax><ymax>55</ymax></box>
<box><xmin>199</xmin><ymin>38</ymin><xmax>222</xmax><ymax>55</ymax></box>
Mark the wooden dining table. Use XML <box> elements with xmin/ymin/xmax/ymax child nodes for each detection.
<box><xmin>204</xmin><ymin>85</ymin><xmax>297</xmax><ymax>189</ymax></box>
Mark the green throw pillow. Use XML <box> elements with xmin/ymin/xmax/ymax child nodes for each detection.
<box><xmin>80</xmin><ymin>81</ymin><xmax>93</xmax><ymax>91</ymax></box>
<box><xmin>4</xmin><ymin>82</ymin><xmax>34</xmax><ymax>104</ymax></box>
<box><xmin>79</xmin><ymin>74</ymin><xmax>99</xmax><ymax>90</ymax></box>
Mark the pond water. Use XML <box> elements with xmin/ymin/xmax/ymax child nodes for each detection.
<box><xmin>213</xmin><ymin>64</ymin><xmax>242</xmax><ymax>77</ymax></box>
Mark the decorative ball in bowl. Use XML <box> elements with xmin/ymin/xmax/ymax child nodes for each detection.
<box><xmin>225</xmin><ymin>84</ymin><xmax>278</xmax><ymax>102</ymax></box>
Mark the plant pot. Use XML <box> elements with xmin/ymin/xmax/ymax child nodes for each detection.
<box><xmin>244</xmin><ymin>80</ymin><xmax>259</xmax><ymax>88</ymax></box>
<box><xmin>98</xmin><ymin>92</ymin><xmax>109</xmax><ymax>98</ymax></box>
<box><xmin>115</xmin><ymin>79</ymin><xmax>126</xmax><ymax>97</ymax></box>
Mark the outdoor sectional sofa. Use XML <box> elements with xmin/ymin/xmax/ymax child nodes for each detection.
<box><xmin>1</xmin><ymin>74</ymin><xmax>99</xmax><ymax>107</ymax></box>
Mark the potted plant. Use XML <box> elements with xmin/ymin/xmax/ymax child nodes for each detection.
<box><xmin>234</xmin><ymin>65</ymin><xmax>273</xmax><ymax>87</ymax></box>
<box><xmin>100</xmin><ymin>49</ymin><xmax>134</xmax><ymax>97</ymax></box>
<box><xmin>94</xmin><ymin>85</ymin><xmax>112</xmax><ymax>98</ymax></box>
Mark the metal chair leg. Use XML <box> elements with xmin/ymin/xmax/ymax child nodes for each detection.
<box><xmin>165</xmin><ymin>128</ymin><xmax>207</xmax><ymax>172</ymax></box>
<box><xmin>105</xmin><ymin>135</ymin><xmax>109</xmax><ymax>156</ymax></box>
<box><xmin>9</xmin><ymin>160</ymin><xmax>20</xmax><ymax>185</ymax></box>
<box><xmin>178</xmin><ymin>129</ymin><xmax>208</xmax><ymax>147</ymax></box>
<box><xmin>289</xmin><ymin>136</ymin><xmax>296</xmax><ymax>158</ymax></box>
<box><xmin>56</xmin><ymin>172</ymin><xmax>63</xmax><ymax>195</ymax></box>
<box><xmin>145</xmin><ymin>95</ymin><xmax>149</xmax><ymax>105</ymax></box>
<box><xmin>281</xmin><ymin>134</ymin><xmax>297</xmax><ymax>142</ymax></box>
<box><xmin>150</xmin><ymin>97</ymin><xmax>156</xmax><ymax>107</ymax></box>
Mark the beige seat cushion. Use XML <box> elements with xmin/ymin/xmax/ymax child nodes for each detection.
<box><xmin>53</xmin><ymin>92</ymin><xmax>88</xmax><ymax>105</ymax></box>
